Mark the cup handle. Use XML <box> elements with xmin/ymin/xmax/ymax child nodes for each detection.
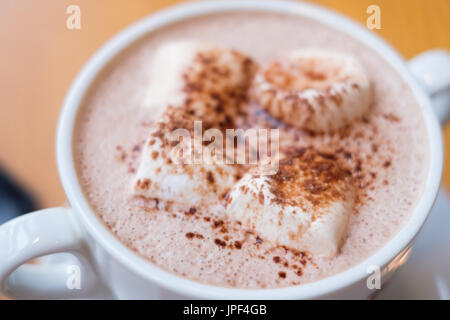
<box><xmin>0</xmin><ymin>207</ymin><xmax>110</xmax><ymax>299</ymax></box>
<box><xmin>408</xmin><ymin>49</ymin><xmax>450</xmax><ymax>125</ymax></box>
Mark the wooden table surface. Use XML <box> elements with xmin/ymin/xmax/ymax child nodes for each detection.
<box><xmin>1</xmin><ymin>0</ymin><xmax>449</xmax><ymax>209</ymax></box>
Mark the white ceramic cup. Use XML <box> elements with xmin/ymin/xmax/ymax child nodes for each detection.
<box><xmin>1</xmin><ymin>0</ymin><xmax>449</xmax><ymax>299</ymax></box>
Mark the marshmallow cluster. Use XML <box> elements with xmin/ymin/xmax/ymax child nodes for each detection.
<box><xmin>132</xmin><ymin>42</ymin><xmax>371</xmax><ymax>256</ymax></box>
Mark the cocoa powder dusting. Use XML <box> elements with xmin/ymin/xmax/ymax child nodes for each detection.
<box><xmin>269</xmin><ymin>148</ymin><xmax>352</xmax><ymax>209</ymax></box>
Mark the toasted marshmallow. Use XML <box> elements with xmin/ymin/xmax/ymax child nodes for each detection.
<box><xmin>226</xmin><ymin>148</ymin><xmax>355</xmax><ymax>256</ymax></box>
<box><xmin>251</xmin><ymin>49</ymin><xmax>372</xmax><ymax>132</ymax></box>
<box><xmin>133</xmin><ymin>42</ymin><xmax>256</xmax><ymax>208</ymax></box>
<box><xmin>146</xmin><ymin>40</ymin><xmax>257</xmax><ymax>124</ymax></box>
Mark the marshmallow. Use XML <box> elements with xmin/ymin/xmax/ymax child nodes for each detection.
<box><xmin>226</xmin><ymin>148</ymin><xmax>355</xmax><ymax>256</ymax></box>
<box><xmin>251</xmin><ymin>49</ymin><xmax>372</xmax><ymax>132</ymax></box>
<box><xmin>133</xmin><ymin>41</ymin><xmax>257</xmax><ymax>208</ymax></box>
<box><xmin>145</xmin><ymin>40</ymin><xmax>257</xmax><ymax>125</ymax></box>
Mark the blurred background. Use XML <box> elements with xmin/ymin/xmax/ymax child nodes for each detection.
<box><xmin>0</xmin><ymin>0</ymin><xmax>449</xmax><ymax>301</ymax></box>
<box><xmin>0</xmin><ymin>0</ymin><xmax>449</xmax><ymax>213</ymax></box>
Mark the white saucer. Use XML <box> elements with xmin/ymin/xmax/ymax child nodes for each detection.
<box><xmin>377</xmin><ymin>188</ymin><xmax>450</xmax><ymax>300</ymax></box>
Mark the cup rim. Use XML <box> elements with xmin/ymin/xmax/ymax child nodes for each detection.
<box><xmin>56</xmin><ymin>0</ymin><xmax>443</xmax><ymax>299</ymax></box>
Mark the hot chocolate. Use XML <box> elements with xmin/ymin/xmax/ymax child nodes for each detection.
<box><xmin>74</xmin><ymin>12</ymin><xmax>428</xmax><ymax>289</ymax></box>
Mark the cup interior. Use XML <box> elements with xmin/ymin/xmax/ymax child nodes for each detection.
<box><xmin>56</xmin><ymin>0</ymin><xmax>443</xmax><ymax>299</ymax></box>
